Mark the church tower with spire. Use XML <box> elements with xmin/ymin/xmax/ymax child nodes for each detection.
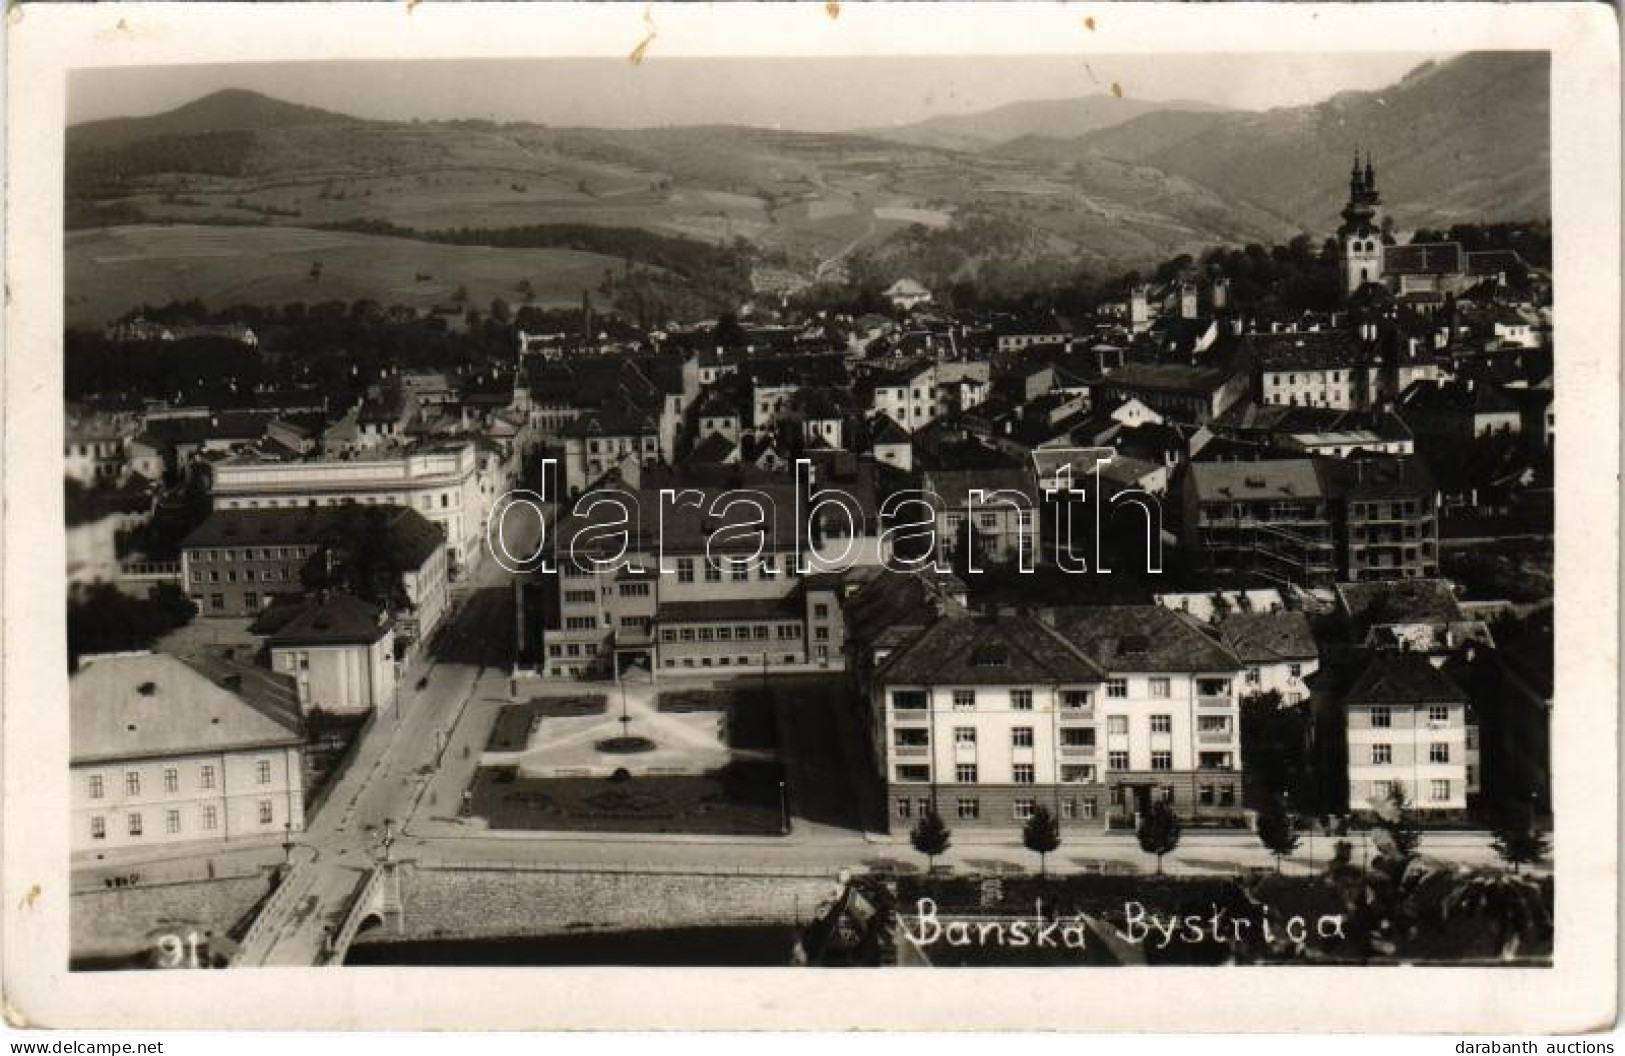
<box><xmin>1337</xmin><ymin>152</ymin><xmax>1385</xmax><ymax>298</ymax></box>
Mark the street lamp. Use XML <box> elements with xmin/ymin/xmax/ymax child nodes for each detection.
<box><xmin>778</xmin><ymin>780</ymin><xmax>790</xmax><ymax>835</ymax></box>
<box><xmin>281</xmin><ymin>820</ymin><xmax>295</xmax><ymax>867</ymax></box>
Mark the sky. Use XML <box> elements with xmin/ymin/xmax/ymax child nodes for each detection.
<box><xmin>68</xmin><ymin>53</ymin><xmax>1454</xmax><ymax>130</ymax></box>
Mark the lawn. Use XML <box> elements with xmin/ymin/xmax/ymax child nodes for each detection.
<box><xmin>465</xmin><ymin>760</ymin><xmax>786</xmax><ymax>836</ymax></box>
<box><xmin>484</xmin><ymin>695</ymin><xmax>607</xmax><ymax>753</ymax></box>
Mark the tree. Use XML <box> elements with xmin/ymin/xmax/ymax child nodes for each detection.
<box><xmin>1491</xmin><ymin>805</ymin><xmax>1549</xmax><ymax>874</ymax></box>
<box><xmin>1136</xmin><ymin>800</ymin><xmax>1182</xmax><ymax>875</ymax></box>
<box><xmin>1256</xmin><ymin>801</ymin><xmax>1301</xmax><ymax>872</ymax></box>
<box><xmin>1371</xmin><ymin>782</ymin><xmax>1422</xmax><ymax>869</ymax></box>
<box><xmin>1022</xmin><ymin>804</ymin><xmax>1061</xmax><ymax>876</ymax></box>
<box><xmin>909</xmin><ymin>806</ymin><xmax>951</xmax><ymax>872</ymax></box>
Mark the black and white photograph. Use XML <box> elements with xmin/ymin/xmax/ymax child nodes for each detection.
<box><xmin>3</xmin><ymin>0</ymin><xmax>1618</xmax><ymax>1037</ymax></box>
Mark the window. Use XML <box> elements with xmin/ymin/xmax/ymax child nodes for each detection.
<box><xmin>165</xmin><ymin>810</ymin><xmax>182</xmax><ymax>835</ymax></box>
<box><xmin>1012</xmin><ymin>764</ymin><xmax>1035</xmax><ymax>785</ymax></box>
<box><xmin>1150</xmin><ymin>714</ymin><xmax>1172</xmax><ymax>734</ymax></box>
<box><xmin>1371</xmin><ymin>744</ymin><xmax>1392</xmax><ymax>765</ymax></box>
<box><xmin>1106</xmin><ymin>679</ymin><xmax>1128</xmax><ymax>699</ymax></box>
<box><xmin>1013</xmin><ymin>798</ymin><xmax>1036</xmax><ymax>821</ymax></box>
<box><xmin>1428</xmin><ymin>704</ymin><xmax>1450</xmax><ymax>725</ymax></box>
<box><xmin>1080</xmin><ymin>798</ymin><xmax>1098</xmax><ymax>820</ymax></box>
<box><xmin>1429</xmin><ymin>742</ymin><xmax>1450</xmax><ymax>764</ymax></box>
<box><xmin>616</xmin><ymin>583</ymin><xmax>651</xmax><ymax>598</ymax></box>
<box><xmin>1199</xmin><ymin>785</ymin><xmax>1216</xmax><ymax>806</ymax></box>
<box><xmin>1061</xmin><ymin>764</ymin><xmax>1095</xmax><ymax>783</ymax></box>
<box><xmin>125</xmin><ymin>772</ymin><xmax>141</xmax><ymax>796</ymax></box>
<box><xmin>164</xmin><ymin>768</ymin><xmax>179</xmax><ymax>794</ymax></box>
<box><xmin>1430</xmin><ymin>780</ymin><xmax>1451</xmax><ymax>802</ymax></box>
<box><xmin>1011</xmin><ymin>727</ymin><xmax>1034</xmax><ymax>748</ymax></box>
<box><xmin>1107</xmin><ymin>715</ymin><xmax>1128</xmax><ymax>735</ymax></box>
<box><xmin>200</xmin><ymin>765</ymin><xmax>215</xmax><ymax>790</ymax></box>
<box><xmin>1151</xmin><ymin>751</ymin><xmax>1173</xmax><ymax>771</ymax></box>
<box><xmin>90</xmin><ymin>816</ymin><xmax>106</xmax><ymax>840</ymax></box>
<box><xmin>895</xmin><ymin>798</ymin><xmax>912</xmax><ymax>820</ymax></box>
<box><xmin>894</xmin><ymin>728</ymin><xmax>929</xmax><ymax>749</ymax></box>
<box><xmin>952</xmin><ymin>690</ymin><xmax>976</xmax><ymax>711</ymax></box>
<box><xmin>1466</xmin><ymin>727</ymin><xmax>1480</xmax><ymax>751</ymax></box>
<box><xmin>954</xmin><ymin>727</ymin><xmax>976</xmax><ymax>746</ymax></box>
<box><xmin>1288</xmin><ymin>663</ymin><xmax>1303</xmax><ymax>678</ymax></box>
<box><xmin>892</xmin><ymin>690</ymin><xmax>928</xmax><ymax>711</ymax></box>
<box><xmin>1149</xmin><ymin>677</ymin><xmax>1171</xmax><ymax>699</ymax></box>
<box><xmin>753</xmin><ymin>626</ymin><xmax>770</xmax><ymax>640</ymax></box>
<box><xmin>673</xmin><ymin>557</ymin><xmax>696</xmax><ymax>583</ymax></box>
<box><xmin>1011</xmin><ymin>689</ymin><xmax>1033</xmax><ymax>711</ymax></box>
<box><xmin>127</xmin><ymin>813</ymin><xmax>143</xmax><ymax>837</ymax></box>
<box><xmin>88</xmin><ymin>775</ymin><xmax>103</xmax><ymax>800</ymax></box>
<box><xmin>1060</xmin><ymin>798</ymin><xmax>1077</xmax><ymax>820</ymax></box>
<box><xmin>813</xmin><ymin>603</ymin><xmax>829</xmax><ymax>619</ymax></box>
<box><xmin>955</xmin><ymin>764</ymin><xmax>978</xmax><ymax>784</ymax></box>
<box><xmin>565</xmin><ymin>617</ymin><xmax>598</xmax><ymax>631</ymax></box>
<box><xmin>258</xmin><ymin>801</ymin><xmax>274</xmax><ymax>825</ymax></box>
<box><xmin>1370</xmin><ymin>706</ymin><xmax>1392</xmax><ymax>728</ymax></box>
<box><xmin>201</xmin><ymin>806</ymin><xmax>218</xmax><ymax>831</ymax></box>
<box><xmin>895</xmin><ymin>764</ymin><xmax>930</xmax><ymax>782</ymax></box>
<box><xmin>1198</xmin><ymin>715</ymin><xmax>1230</xmax><ymax>733</ymax></box>
<box><xmin>704</xmin><ymin>561</ymin><xmax>721</xmax><ymax>583</ymax></box>
<box><xmin>1061</xmin><ymin>728</ymin><xmax>1095</xmax><ymax>748</ymax></box>
<box><xmin>1061</xmin><ymin>690</ymin><xmax>1092</xmax><ymax>709</ymax></box>
<box><xmin>1108</xmin><ymin>751</ymin><xmax>1129</xmax><ymax>771</ymax></box>
<box><xmin>956</xmin><ymin>798</ymin><xmax>980</xmax><ymax>820</ymax></box>
<box><xmin>732</xmin><ymin>565</ymin><xmax>750</xmax><ymax>582</ymax></box>
<box><xmin>1197</xmin><ymin>679</ymin><xmax>1230</xmax><ymax>697</ymax></box>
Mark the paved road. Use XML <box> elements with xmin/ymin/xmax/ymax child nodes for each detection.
<box><xmin>236</xmin><ymin>554</ymin><xmax>522</xmax><ymax>966</ymax></box>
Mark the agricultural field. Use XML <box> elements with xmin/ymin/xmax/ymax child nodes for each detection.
<box><xmin>65</xmin><ymin>224</ymin><xmax>641</xmax><ymax>329</ymax></box>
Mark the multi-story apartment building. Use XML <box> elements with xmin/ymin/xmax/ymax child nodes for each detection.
<box><xmin>1183</xmin><ymin>460</ymin><xmax>1338</xmax><ymax>589</ymax></box>
<box><xmin>1092</xmin><ymin>362</ymin><xmax>1248</xmax><ymax>425</ymax></box>
<box><xmin>1043</xmin><ymin>606</ymin><xmax>1247</xmax><ymax>826</ymax></box>
<box><xmin>536</xmin><ymin>483</ymin><xmax>874</xmax><ymax>680</ymax></box>
<box><xmin>1336</xmin><ymin>651</ymin><xmax>1478</xmax><ymax>815</ymax></box>
<box><xmin>1182</xmin><ymin>454</ymin><xmax>1438</xmax><ymax>589</ymax></box>
<box><xmin>70</xmin><ymin>652</ymin><xmax>305</xmax><ymax>853</ymax></box>
<box><xmin>871</xmin><ymin>613</ymin><xmax>1109</xmax><ymax>831</ymax></box>
<box><xmin>211</xmin><ymin>441</ymin><xmax>485</xmax><ymax>575</ymax></box>
<box><xmin>867</xmin><ymin>605</ymin><xmax>1247</xmax><ymax>832</ymax></box>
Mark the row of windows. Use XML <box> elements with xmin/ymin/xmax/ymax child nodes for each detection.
<box><xmin>897</xmin><ymin>748</ymin><xmax>1218</xmax><ymax>783</ymax></box>
<box><xmin>87</xmin><ymin>799</ymin><xmax>277</xmax><ymax>839</ymax></box>
<box><xmin>896</xmin><ymin>796</ymin><xmax>1098</xmax><ymax>822</ymax></box>
<box><xmin>1369</xmin><ymin>704</ymin><xmax>1454</xmax><ymax>727</ymax></box>
<box><xmin>193</xmin><ymin>546</ymin><xmax>319</xmax><ymax>563</ymax></box>
<box><xmin>892</xmin><ymin>688</ymin><xmax>1095</xmax><ymax>711</ymax></box>
<box><xmin>1370</xmin><ymin>779</ymin><xmax>1455</xmax><ymax>802</ymax></box>
<box><xmin>87</xmin><ymin>760</ymin><xmax>274</xmax><ymax>799</ymax></box>
<box><xmin>664</xmin><ymin>652</ymin><xmax>812</xmax><ymax>669</ymax></box>
<box><xmin>660</xmin><ymin>624</ymin><xmax>803</xmax><ymax>644</ymax></box>
<box><xmin>1367</xmin><ymin>742</ymin><xmax>1457</xmax><ymax>765</ymax></box>
<box><xmin>193</xmin><ymin>567</ymin><xmax>292</xmax><ymax>585</ymax></box>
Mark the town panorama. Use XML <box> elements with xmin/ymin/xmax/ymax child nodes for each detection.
<box><xmin>63</xmin><ymin>51</ymin><xmax>1554</xmax><ymax>970</ymax></box>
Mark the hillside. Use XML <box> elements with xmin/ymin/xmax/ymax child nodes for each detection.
<box><xmin>855</xmin><ymin>94</ymin><xmax>1229</xmax><ymax>152</ymax></box>
<box><xmin>1069</xmin><ymin>52</ymin><xmax>1550</xmax><ymax>231</ymax></box>
<box><xmin>62</xmin><ymin>55</ymin><xmax>1548</xmax><ymax>321</ymax></box>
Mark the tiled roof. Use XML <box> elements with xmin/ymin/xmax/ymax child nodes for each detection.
<box><xmin>71</xmin><ymin>653</ymin><xmax>301</xmax><ymax>764</ymax></box>
<box><xmin>1345</xmin><ymin>651</ymin><xmax>1466</xmax><ymax>705</ymax></box>
<box><xmin>1100</xmin><ymin>362</ymin><xmax>1236</xmax><ymax>395</ymax></box>
<box><xmin>1242</xmin><ymin>330</ymin><xmax>1370</xmax><ymax>371</ymax></box>
<box><xmin>1336</xmin><ymin>578</ymin><xmax>1463</xmax><ymax>627</ymax></box>
<box><xmin>878</xmin><ymin>614</ymin><xmax>1104</xmax><ymax>686</ymax></box>
<box><xmin>1187</xmin><ymin>459</ymin><xmax>1324</xmax><ymax>503</ymax></box>
<box><xmin>1217</xmin><ymin>612</ymin><xmax>1320</xmax><ymax>664</ymax></box>
<box><xmin>266</xmin><ymin>592</ymin><xmax>392</xmax><ymax>647</ymax></box>
<box><xmin>1384</xmin><ymin>242</ymin><xmax>1465</xmax><ymax>276</ymax></box>
<box><xmin>1043</xmin><ymin>605</ymin><xmax>1244</xmax><ymax>674</ymax></box>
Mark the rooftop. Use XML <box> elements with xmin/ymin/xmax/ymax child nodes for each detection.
<box><xmin>878</xmin><ymin>613</ymin><xmax>1105</xmax><ymax>686</ymax></box>
<box><xmin>1042</xmin><ymin>605</ymin><xmax>1243</xmax><ymax>674</ymax></box>
<box><xmin>71</xmin><ymin>652</ymin><xmax>301</xmax><ymax>764</ymax></box>
<box><xmin>1217</xmin><ymin>611</ymin><xmax>1320</xmax><ymax>664</ymax></box>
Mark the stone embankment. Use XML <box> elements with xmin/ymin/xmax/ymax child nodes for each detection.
<box><xmin>356</xmin><ymin>863</ymin><xmax>841</xmax><ymax>944</ymax></box>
